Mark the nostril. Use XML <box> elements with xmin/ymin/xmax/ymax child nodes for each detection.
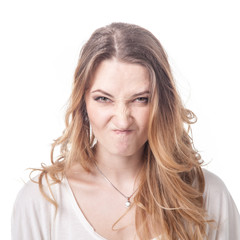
<box><xmin>112</xmin><ymin>115</ymin><xmax>133</xmax><ymax>130</ymax></box>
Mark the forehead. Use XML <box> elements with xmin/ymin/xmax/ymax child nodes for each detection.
<box><xmin>89</xmin><ymin>59</ymin><xmax>150</xmax><ymax>94</ymax></box>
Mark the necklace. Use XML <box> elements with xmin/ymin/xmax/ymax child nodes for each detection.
<box><xmin>94</xmin><ymin>162</ymin><xmax>138</xmax><ymax>208</ymax></box>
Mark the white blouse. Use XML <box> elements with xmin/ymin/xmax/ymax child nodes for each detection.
<box><xmin>11</xmin><ymin>169</ymin><xmax>240</xmax><ymax>240</ymax></box>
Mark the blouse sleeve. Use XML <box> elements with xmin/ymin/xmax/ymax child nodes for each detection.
<box><xmin>11</xmin><ymin>179</ymin><xmax>54</xmax><ymax>240</ymax></box>
<box><xmin>203</xmin><ymin>169</ymin><xmax>240</xmax><ymax>240</ymax></box>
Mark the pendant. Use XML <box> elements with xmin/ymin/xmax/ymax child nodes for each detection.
<box><xmin>125</xmin><ymin>199</ymin><xmax>131</xmax><ymax>208</ymax></box>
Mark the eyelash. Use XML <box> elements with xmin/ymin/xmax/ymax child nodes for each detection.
<box><xmin>94</xmin><ymin>96</ymin><xmax>111</xmax><ymax>102</ymax></box>
<box><xmin>135</xmin><ymin>97</ymin><xmax>148</xmax><ymax>103</ymax></box>
<box><xmin>94</xmin><ymin>96</ymin><xmax>149</xmax><ymax>103</ymax></box>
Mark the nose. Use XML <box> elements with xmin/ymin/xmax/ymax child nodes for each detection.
<box><xmin>112</xmin><ymin>102</ymin><xmax>133</xmax><ymax>129</ymax></box>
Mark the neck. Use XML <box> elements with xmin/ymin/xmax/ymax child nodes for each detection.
<box><xmin>94</xmin><ymin>144</ymin><xmax>145</xmax><ymax>188</ymax></box>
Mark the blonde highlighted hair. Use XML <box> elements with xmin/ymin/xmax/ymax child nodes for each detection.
<box><xmin>35</xmin><ymin>23</ymin><xmax>209</xmax><ymax>239</ymax></box>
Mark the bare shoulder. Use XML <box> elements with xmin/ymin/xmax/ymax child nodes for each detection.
<box><xmin>65</xmin><ymin>163</ymin><xmax>95</xmax><ymax>185</ymax></box>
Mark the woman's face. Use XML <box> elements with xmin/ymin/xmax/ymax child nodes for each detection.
<box><xmin>85</xmin><ymin>59</ymin><xmax>150</xmax><ymax>157</ymax></box>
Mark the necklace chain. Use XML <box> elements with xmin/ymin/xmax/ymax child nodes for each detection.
<box><xmin>94</xmin><ymin>162</ymin><xmax>138</xmax><ymax>207</ymax></box>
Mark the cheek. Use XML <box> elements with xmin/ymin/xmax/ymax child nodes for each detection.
<box><xmin>87</xmin><ymin>105</ymin><xmax>111</xmax><ymax>130</ymax></box>
<box><xmin>135</xmin><ymin>108</ymin><xmax>150</xmax><ymax>131</ymax></box>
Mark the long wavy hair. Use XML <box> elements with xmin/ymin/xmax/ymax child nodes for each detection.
<box><xmin>35</xmin><ymin>22</ymin><xmax>209</xmax><ymax>239</ymax></box>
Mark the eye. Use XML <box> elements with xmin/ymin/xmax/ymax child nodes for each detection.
<box><xmin>134</xmin><ymin>97</ymin><xmax>149</xmax><ymax>103</ymax></box>
<box><xmin>94</xmin><ymin>96</ymin><xmax>111</xmax><ymax>103</ymax></box>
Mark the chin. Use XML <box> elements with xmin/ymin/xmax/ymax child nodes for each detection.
<box><xmin>111</xmin><ymin>147</ymin><xmax>141</xmax><ymax>157</ymax></box>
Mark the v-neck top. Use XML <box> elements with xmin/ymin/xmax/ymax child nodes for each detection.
<box><xmin>11</xmin><ymin>169</ymin><xmax>240</xmax><ymax>240</ymax></box>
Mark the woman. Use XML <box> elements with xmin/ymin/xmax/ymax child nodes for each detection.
<box><xmin>12</xmin><ymin>22</ymin><xmax>240</xmax><ymax>240</ymax></box>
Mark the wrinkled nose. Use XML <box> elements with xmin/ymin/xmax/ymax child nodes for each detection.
<box><xmin>113</xmin><ymin>102</ymin><xmax>133</xmax><ymax>129</ymax></box>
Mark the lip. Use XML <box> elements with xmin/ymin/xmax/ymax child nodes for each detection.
<box><xmin>113</xmin><ymin>129</ymin><xmax>133</xmax><ymax>134</ymax></box>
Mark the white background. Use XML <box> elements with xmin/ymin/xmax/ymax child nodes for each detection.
<box><xmin>1</xmin><ymin>0</ymin><xmax>239</xmax><ymax>238</ymax></box>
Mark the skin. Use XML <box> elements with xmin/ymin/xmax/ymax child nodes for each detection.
<box><xmin>66</xmin><ymin>58</ymin><xmax>150</xmax><ymax>240</ymax></box>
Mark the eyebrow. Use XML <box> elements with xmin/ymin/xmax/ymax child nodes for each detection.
<box><xmin>91</xmin><ymin>90</ymin><xmax>114</xmax><ymax>97</ymax></box>
<box><xmin>90</xmin><ymin>89</ymin><xmax>150</xmax><ymax>98</ymax></box>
